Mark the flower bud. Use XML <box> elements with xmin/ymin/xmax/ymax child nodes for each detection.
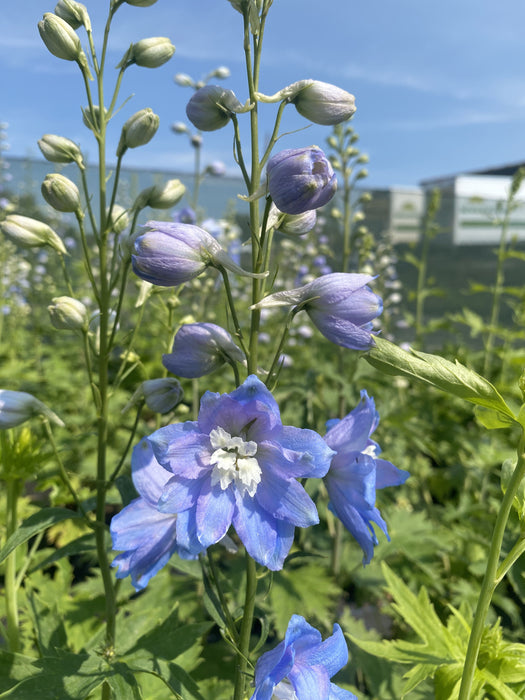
<box><xmin>142</xmin><ymin>378</ymin><xmax>183</xmax><ymax>413</ymax></box>
<box><xmin>266</xmin><ymin>146</ymin><xmax>337</xmax><ymax>215</ymax></box>
<box><xmin>205</xmin><ymin>161</ymin><xmax>226</xmax><ymax>177</ymax></box>
<box><xmin>163</xmin><ymin>323</ymin><xmax>245</xmax><ymax>378</ymax></box>
<box><xmin>41</xmin><ymin>173</ymin><xmax>81</xmax><ymax>213</ymax></box>
<box><xmin>38</xmin><ymin>134</ymin><xmax>83</xmax><ymax>166</ymax></box>
<box><xmin>134</xmin><ymin>179</ymin><xmax>186</xmax><ymax>210</ymax></box>
<box><xmin>1</xmin><ymin>214</ymin><xmax>67</xmax><ymax>254</ymax></box>
<box><xmin>0</xmin><ymin>390</ymin><xmax>64</xmax><ymax>429</ymax></box>
<box><xmin>171</xmin><ymin>121</ymin><xmax>188</xmax><ymax>134</ymax></box>
<box><xmin>190</xmin><ymin>134</ymin><xmax>203</xmax><ymax>148</ymax></box>
<box><xmin>54</xmin><ymin>0</ymin><xmax>91</xmax><ymax>31</ymax></box>
<box><xmin>209</xmin><ymin>65</ymin><xmax>231</xmax><ymax>80</ymax></box>
<box><xmin>186</xmin><ymin>85</ymin><xmax>247</xmax><ymax>132</ymax></box>
<box><xmin>107</xmin><ymin>204</ymin><xmax>129</xmax><ymax>233</ymax></box>
<box><xmin>48</xmin><ymin>296</ymin><xmax>88</xmax><ymax>330</ymax></box>
<box><xmin>267</xmin><ymin>204</ymin><xmax>316</xmax><ymax>236</ymax></box>
<box><xmin>38</xmin><ymin>12</ymin><xmax>83</xmax><ymax>61</ymax></box>
<box><xmin>174</xmin><ymin>73</ymin><xmax>194</xmax><ymax>87</ymax></box>
<box><xmin>125</xmin><ymin>0</ymin><xmax>158</xmax><ymax>6</ymax></box>
<box><xmin>291</xmin><ymin>81</ymin><xmax>356</xmax><ymax>125</ymax></box>
<box><xmin>124</xmin><ymin>37</ymin><xmax>175</xmax><ymax>69</ymax></box>
<box><xmin>116</xmin><ymin>108</ymin><xmax>159</xmax><ymax>157</ymax></box>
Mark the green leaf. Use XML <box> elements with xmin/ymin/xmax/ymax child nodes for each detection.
<box><xmin>501</xmin><ymin>459</ymin><xmax>525</xmax><ymax>521</ymax></box>
<box><xmin>0</xmin><ymin>507</ymin><xmax>85</xmax><ymax>565</ymax></box>
<box><xmin>366</xmin><ymin>337</ymin><xmax>516</xmax><ymax>421</ymax></box>
<box><xmin>474</xmin><ymin>406</ymin><xmax>515</xmax><ymax>430</ymax></box>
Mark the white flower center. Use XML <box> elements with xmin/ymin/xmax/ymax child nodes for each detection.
<box><xmin>272</xmin><ymin>680</ymin><xmax>297</xmax><ymax>700</ymax></box>
<box><xmin>209</xmin><ymin>426</ymin><xmax>261</xmax><ymax>497</ymax></box>
<box><xmin>362</xmin><ymin>443</ymin><xmax>377</xmax><ymax>458</ymax></box>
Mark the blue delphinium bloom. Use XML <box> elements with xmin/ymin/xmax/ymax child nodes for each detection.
<box><xmin>148</xmin><ymin>375</ymin><xmax>335</xmax><ymax>570</ymax></box>
<box><xmin>324</xmin><ymin>391</ymin><xmax>409</xmax><ymax>564</ymax></box>
<box><xmin>267</xmin><ymin>146</ymin><xmax>337</xmax><ymax>215</ymax></box>
<box><xmin>110</xmin><ymin>438</ymin><xmax>202</xmax><ymax>590</ymax></box>
<box><xmin>162</xmin><ymin>322</ymin><xmax>244</xmax><ymax>378</ymax></box>
<box><xmin>251</xmin><ymin>614</ymin><xmax>356</xmax><ymax>700</ymax></box>
<box><xmin>253</xmin><ymin>273</ymin><xmax>382</xmax><ymax>351</ymax></box>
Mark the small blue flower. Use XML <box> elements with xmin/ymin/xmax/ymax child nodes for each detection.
<box><xmin>148</xmin><ymin>375</ymin><xmax>335</xmax><ymax>570</ymax></box>
<box><xmin>251</xmin><ymin>614</ymin><xmax>356</xmax><ymax>700</ymax></box>
<box><xmin>110</xmin><ymin>438</ymin><xmax>201</xmax><ymax>590</ymax></box>
<box><xmin>253</xmin><ymin>273</ymin><xmax>382</xmax><ymax>351</ymax></box>
<box><xmin>267</xmin><ymin>146</ymin><xmax>337</xmax><ymax>215</ymax></box>
<box><xmin>324</xmin><ymin>391</ymin><xmax>409</xmax><ymax>564</ymax></box>
<box><xmin>163</xmin><ymin>322</ymin><xmax>244</xmax><ymax>378</ymax></box>
<box><xmin>132</xmin><ymin>221</ymin><xmax>266</xmax><ymax>287</ymax></box>
<box><xmin>173</xmin><ymin>206</ymin><xmax>197</xmax><ymax>224</ymax></box>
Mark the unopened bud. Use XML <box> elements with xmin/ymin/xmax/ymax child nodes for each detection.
<box><xmin>124</xmin><ymin>0</ymin><xmax>158</xmax><ymax>6</ymax></box>
<box><xmin>205</xmin><ymin>161</ymin><xmax>226</xmax><ymax>177</ymax></box>
<box><xmin>209</xmin><ymin>66</ymin><xmax>231</xmax><ymax>80</ymax></box>
<box><xmin>190</xmin><ymin>134</ymin><xmax>203</xmax><ymax>148</ymax></box>
<box><xmin>48</xmin><ymin>296</ymin><xmax>88</xmax><ymax>330</ymax></box>
<box><xmin>54</xmin><ymin>0</ymin><xmax>91</xmax><ymax>31</ymax></box>
<box><xmin>82</xmin><ymin>104</ymin><xmax>108</xmax><ymax>132</ymax></box>
<box><xmin>257</xmin><ymin>80</ymin><xmax>356</xmax><ymax>125</ymax></box>
<box><xmin>142</xmin><ymin>378</ymin><xmax>183</xmax><ymax>413</ymax></box>
<box><xmin>1</xmin><ymin>215</ymin><xmax>67</xmax><ymax>254</ymax></box>
<box><xmin>107</xmin><ymin>204</ymin><xmax>129</xmax><ymax>233</ymax></box>
<box><xmin>174</xmin><ymin>73</ymin><xmax>194</xmax><ymax>87</ymax></box>
<box><xmin>41</xmin><ymin>173</ymin><xmax>81</xmax><ymax>213</ymax></box>
<box><xmin>38</xmin><ymin>12</ymin><xmax>83</xmax><ymax>61</ymax></box>
<box><xmin>116</xmin><ymin>108</ymin><xmax>159</xmax><ymax>157</ymax></box>
<box><xmin>38</xmin><ymin>134</ymin><xmax>83</xmax><ymax>166</ymax></box>
<box><xmin>186</xmin><ymin>85</ymin><xmax>248</xmax><ymax>132</ymax></box>
<box><xmin>126</xmin><ymin>37</ymin><xmax>175</xmax><ymax>68</ymax></box>
<box><xmin>171</xmin><ymin>121</ymin><xmax>188</xmax><ymax>134</ymax></box>
<box><xmin>0</xmin><ymin>390</ymin><xmax>64</xmax><ymax>429</ymax></box>
<box><xmin>134</xmin><ymin>179</ymin><xmax>186</xmax><ymax>210</ymax></box>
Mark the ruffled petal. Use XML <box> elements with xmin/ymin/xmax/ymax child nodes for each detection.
<box><xmin>255</xmin><ymin>466</ymin><xmax>319</xmax><ymax>527</ymax></box>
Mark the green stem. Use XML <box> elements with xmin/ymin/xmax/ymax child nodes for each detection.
<box><xmin>233</xmin><ymin>553</ymin><xmax>257</xmax><ymax>700</ymax></box>
<box><xmin>220</xmin><ymin>267</ymin><xmax>248</xmax><ymax>358</ymax></box>
<box><xmin>458</xmin><ymin>434</ymin><xmax>525</xmax><ymax>700</ymax></box>
<box><xmin>206</xmin><ymin>550</ymin><xmax>239</xmax><ymax>644</ymax></box>
<box><xmin>5</xmin><ymin>475</ymin><xmax>21</xmax><ymax>652</ymax></box>
<box><xmin>191</xmin><ymin>142</ymin><xmax>202</xmax><ymax>211</ymax></box>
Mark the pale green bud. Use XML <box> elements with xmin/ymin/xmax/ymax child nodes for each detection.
<box><xmin>128</xmin><ymin>37</ymin><xmax>175</xmax><ymax>68</ymax></box>
<box><xmin>48</xmin><ymin>296</ymin><xmax>88</xmax><ymax>330</ymax></box>
<box><xmin>107</xmin><ymin>204</ymin><xmax>129</xmax><ymax>233</ymax></box>
<box><xmin>124</xmin><ymin>0</ymin><xmax>158</xmax><ymax>6</ymax></box>
<box><xmin>134</xmin><ymin>179</ymin><xmax>186</xmax><ymax>210</ymax></box>
<box><xmin>54</xmin><ymin>0</ymin><xmax>91</xmax><ymax>31</ymax></box>
<box><xmin>357</xmin><ymin>154</ymin><xmax>369</xmax><ymax>164</ymax></box>
<box><xmin>82</xmin><ymin>105</ymin><xmax>108</xmax><ymax>132</ymax></box>
<box><xmin>1</xmin><ymin>214</ymin><xmax>67</xmax><ymax>254</ymax></box>
<box><xmin>41</xmin><ymin>173</ymin><xmax>81</xmax><ymax>213</ymax></box>
<box><xmin>267</xmin><ymin>203</ymin><xmax>316</xmax><ymax>236</ymax></box>
<box><xmin>209</xmin><ymin>66</ymin><xmax>231</xmax><ymax>80</ymax></box>
<box><xmin>38</xmin><ymin>134</ymin><xmax>83</xmax><ymax>166</ymax></box>
<box><xmin>171</xmin><ymin>121</ymin><xmax>188</xmax><ymax>134</ymax></box>
<box><xmin>38</xmin><ymin>12</ymin><xmax>83</xmax><ymax>61</ymax></box>
<box><xmin>257</xmin><ymin>80</ymin><xmax>356</xmax><ymax>125</ymax></box>
<box><xmin>174</xmin><ymin>73</ymin><xmax>194</xmax><ymax>87</ymax></box>
<box><xmin>142</xmin><ymin>378</ymin><xmax>183</xmax><ymax>413</ymax></box>
<box><xmin>0</xmin><ymin>390</ymin><xmax>64</xmax><ymax>429</ymax></box>
<box><xmin>356</xmin><ymin>168</ymin><xmax>368</xmax><ymax>180</ymax></box>
<box><xmin>116</xmin><ymin>108</ymin><xmax>159</xmax><ymax>157</ymax></box>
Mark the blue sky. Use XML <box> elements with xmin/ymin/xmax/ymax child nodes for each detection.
<box><xmin>3</xmin><ymin>0</ymin><xmax>525</xmax><ymax>189</ymax></box>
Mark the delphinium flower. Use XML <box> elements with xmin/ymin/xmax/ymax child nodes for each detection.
<box><xmin>131</xmin><ymin>221</ymin><xmax>264</xmax><ymax>286</ymax></box>
<box><xmin>266</xmin><ymin>146</ymin><xmax>337</xmax><ymax>215</ymax></box>
<box><xmin>162</xmin><ymin>322</ymin><xmax>244</xmax><ymax>378</ymax></box>
<box><xmin>253</xmin><ymin>273</ymin><xmax>382</xmax><ymax>351</ymax></box>
<box><xmin>324</xmin><ymin>390</ymin><xmax>409</xmax><ymax>564</ymax></box>
<box><xmin>110</xmin><ymin>438</ymin><xmax>201</xmax><ymax>590</ymax></box>
<box><xmin>146</xmin><ymin>375</ymin><xmax>335</xmax><ymax>570</ymax></box>
<box><xmin>250</xmin><ymin>614</ymin><xmax>356</xmax><ymax>699</ymax></box>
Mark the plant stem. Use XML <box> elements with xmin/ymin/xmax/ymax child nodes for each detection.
<box><xmin>233</xmin><ymin>553</ymin><xmax>257</xmax><ymax>700</ymax></box>
<box><xmin>458</xmin><ymin>433</ymin><xmax>525</xmax><ymax>700</ymax></box>
<box><xmin>5</xmin><ymin>476</ymin><xmax>21</xmax><ymax>652</ymax></box>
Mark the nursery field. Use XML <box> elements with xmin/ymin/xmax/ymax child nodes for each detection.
<box><xmin>1</xmin><ymin>1</ymin><xmax>525</xmax><ymax>699</ymax></box>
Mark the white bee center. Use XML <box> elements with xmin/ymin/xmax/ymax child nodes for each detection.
<box><xmin>361</xmin><ymin>443</ymin><xmax>377</xmax><ymax>458</ymax></box>
<box><xmin>209</xmin><ymin>426</ymin><xmax>261</xmax><ymax>497</ymax></box>
<box><xmin>272</xmin><ymin>680</ymin><xmax>298</xmax><ymax>700</ymax></box>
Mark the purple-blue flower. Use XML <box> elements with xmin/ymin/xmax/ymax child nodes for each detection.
<box><xmin>110</xmin><ymin>438</ymin><xmax>201</xmax><ymax>590</ymax></box>
<box><xmin>173</xmin><ymin>206</ymin><xmax>197</xmax><ymax>224</ymax></box>
<box><xmin>251</xmin><ymin>614</ymin><xmax>356</xmax><ymax>700</ymax></box>
<box><xmin>131</xmin><ymin>221</ymin><xmax>265</xmax><ymax>286</ymax></box>
<box><xmin>254</xmin><ymin>273</ymin><xmax>382</xmax><ymax>351</ymax></box>
<box><xmin>324</xmin><ymin>391</ymin><xmax>409</xmax><ymax>564</ymax></box>
<box><xmin>147</xmin><ymin>375</ymin><xmax>334</xmax><ymax>570</ymax></box>
<box><xmin>267</xmin><ymin>146</ymin><xmax>337</xmax><ymax>215</ymax></box>
<box><xmin>163</xmin><ymin>322</ymin><xmax>244</xmax><ymax>378</ymax></box>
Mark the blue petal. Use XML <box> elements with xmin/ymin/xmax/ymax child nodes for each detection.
<box><xmin>131</xmin><ymin>438</ymin><xmax>171</xmax><ymax>505</ymax></box>
<box><xmin>233</xmin><ymin>495</ymin><xmax>294</xmax><ymax>570</ymax></box>
<box><xmin>158</xmin><ymin>474</ymin><xmax>202</xmax><ymax>513</ymax></box>
<box><xmin>255</xmin><ymin>464</ymin><xmax>319</xmax><ymax>528</ymax></box>
<box><xmin>289</xmin><ymin>663</ymin><xmax>330</xmax><ymax>699</ymax></box>
<box><xmin>298</xmin><ymin>623</ymin><xmax>348</xmax><ymax>678</ymax></box>
<box><xmin>278</xmin><ymin>426</ymin><xmax>335</xmax><ymax>478</ymax></box>
<box><xmin>195</xmin><ymin>478</ymin><xmax>235</xmax><ymax>547</ymax></box>
<box><xmin>148</xmin><ymin>423</ymin><xmax>210</xmax><ymax>479</ymax></box>
<box><xmin>308</xmin><ymin>311</ymin><xmax>376</xmax><ymax>350</ymax></box>
<box><xmin>375</xmin><ymin>458</ymin><xmax>410</xmax><ymax>489</ymax></box>
<box><xmin>228</xmin><ymin>375</ymin><xmax>281</xmax><ymax>419</ymax></box>
<box><xmin>110</xmin><ymin>497</ymin><xmax>182</xmax><ymax>590</ymax></box>
<box><xmin>329</xmin><ymin>684</ymin><xmax>358</xmax><ymax>700</ymax></box>
<box><xmin>324</xmin><ymin>392</ymin><xmax>378</xmax><ymax>453</ymax></box>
